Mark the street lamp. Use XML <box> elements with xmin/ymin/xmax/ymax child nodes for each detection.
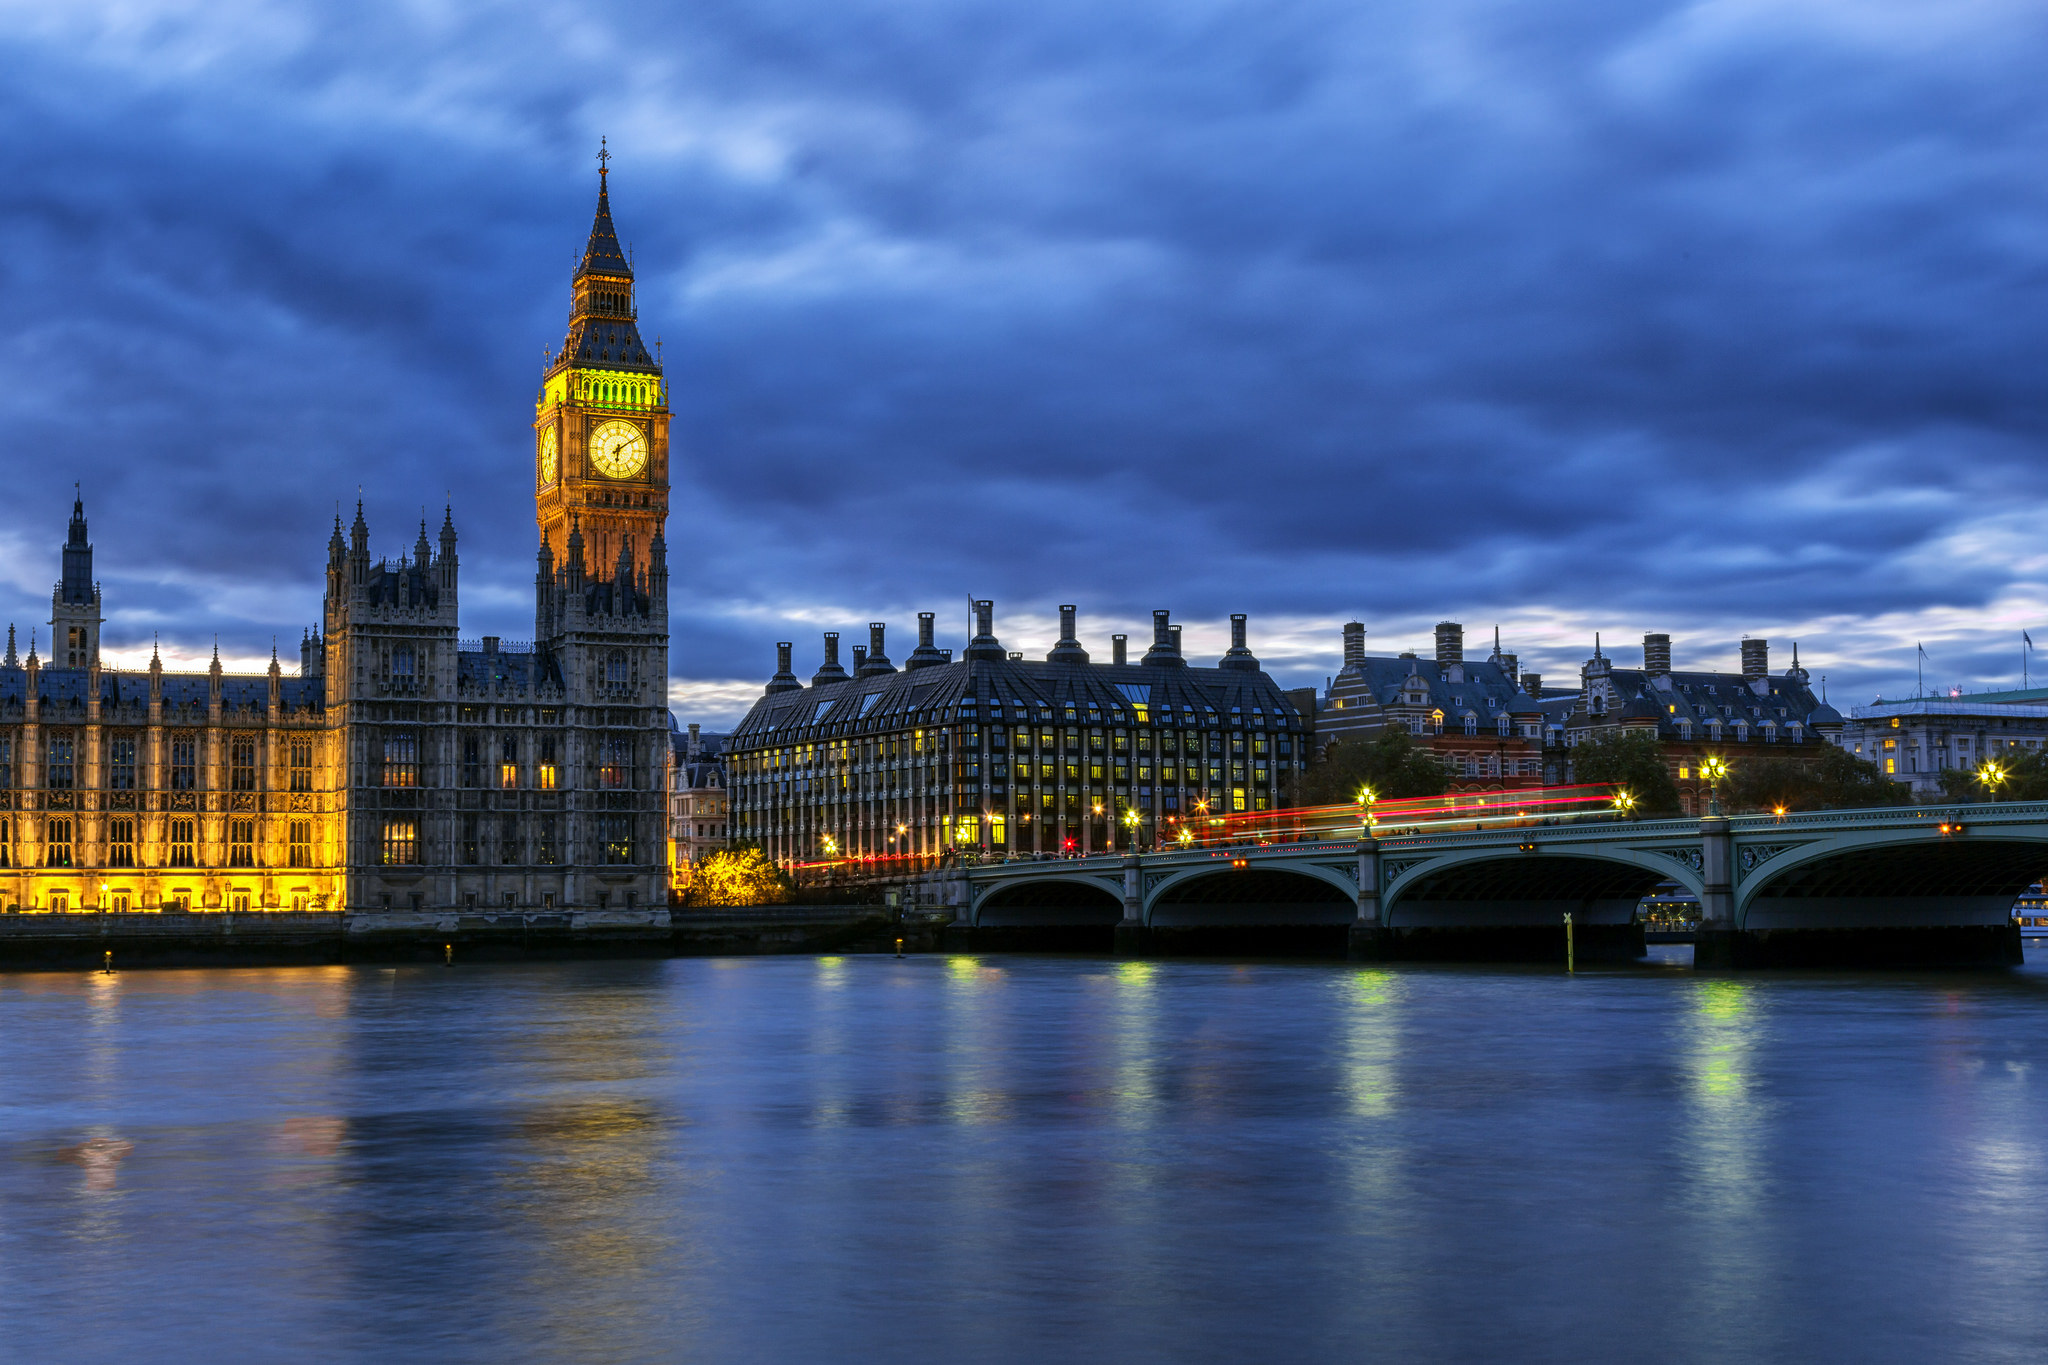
<box><xmin>1355</xmin><ymin>785</ymin><xmax>1377</xmax><ymax>838</ymax></box>
<box><xmin>1611</xmin><ymin>789</ymin><xmax>1637</xmax><ymax>819</ymax></box>
<box><xmin>1978</xmin><ymin>760</ymin><xmax>2007</xmax><ymax>801</ymax></box>
<box><xmin>1700</xmin><ymin>756</ymin><xmax>1730</xmax><ymax>817</ymax></box>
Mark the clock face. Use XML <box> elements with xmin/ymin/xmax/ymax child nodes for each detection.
<box><xmin>588</xmin><ymin>419</ymin><xmax>648</xmax><ymax>479</ymax></box>
<box><xmin>538</xmin><ymin>424</ymin><xmax>559</xmax><ymax>485</ymax></box>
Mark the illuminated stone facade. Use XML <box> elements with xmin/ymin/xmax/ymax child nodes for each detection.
<box><xmin>0</xmin><ymin>164</ymin><xmax>671</xmax><ymax>913</ymax></box>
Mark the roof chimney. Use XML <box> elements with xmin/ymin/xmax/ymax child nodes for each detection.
<box><xmin>1048</xmin><ymin>604</ymin><xmax>1089</xmax><ymax>664</ymax></box>
<box><xmin>1341</xmin><ymin>622</ymin><xmax>1366</xmax><ymax>672</ymax></box>
<box><xmin>1112</xmin><ymin>633</ymin><xmax>1128</xmax><ymax>666</ymax></box>
<box><xmin>1522</xmin><ymin>672</ymin><xmax>1542</xmax><ymax>697</ymax></box>
<box><xmin>1644</xmin><ymin>633</ymin><xmax>1672</xmax><ymax>677</ymax></box>
<box><xmin>906</xmin><ymin>611</ymin><xmax>947</xmax><ymax>670</ymax></box>
<box><xmin>859</xmin><ymin>622</ymin><xmax>896</xmax><ymax>676</ymax></box>
<box><xmin>812</xmin><ymin>631</ymin><xmax>850</xmax><ymax>686</ymax></box>
<box><xmin>1741</xmin><ymin>638</ymin><xmax>1769</xmax><ymax>680</ymax></box>
<box><xmin>963</xmin><ymin>599</ymin><xmax>1005</xmax><ymax>662</ymax></box>
<box><xmin>766</xmin><ymin>641</ymin><xmax>802</xmax><ymax>693</ymax></box>
<box><xmin>1142</xmin><ymin>609</ymin><xmax>1186</xmax><ymax>667</ymax></box>
<box><xmin>687</xmin><ymin>722</ymin><xmax>702</xmax><ymax>759</ymax></box>
<box><xmin>1220</xmin><ymin>613</ymin><xmax>1261</xmax><ymax>672</ymax></box>
<box><xmin>1435</xmin><ymin>622</ymin><xmax>1464</xmax><ymax>666</ymax></box>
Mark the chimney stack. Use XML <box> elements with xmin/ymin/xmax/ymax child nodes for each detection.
<box><xmin>1113</xmin><ymin>634</ymin><xmax>1128</xmax><ymax>666</ymax></box>
<box><xmin>1341</xmin><ymin>622</ymin><xmax>1366</xmax><ymax>670</ymax></box>
<box><xmin>1644</xmin><ymin>633</ymin><xmax>1672</xmax><ymax>677</ymax></box>
<box><xmin>1142</xmin><ymin>609</ymin><xmax>1186</xmax><ymax>667</ymax></box>
<box><xmin>687</xmin><ymin>722</ymin><xmax>702</xmax><ymax>759</ymax></box>
<box><xmin>1048</xmin><ymin>604</ymin><xmax>1089</xmax><ymax>664</ymax></box>
<box><xmin>1435</xmin><ymin>622</ymin><xmax>1464</xmax><ymax>666</ymax></box>
<box><xmin>1522</xmin><ymin>672</ymin><xmax>1542</xmax><ymax>696</ymax></box>
<box><xmin>1741</xmin><ymin>638</ymin><xmax>1769</xmax><ymax>680</ymax></box>
<box><xmin>859</xmin><ymin>622</ymin><xmax>896</xmax><ymax>676</ymax></box>
<box><xmin>963</xmin><ymin>599</ymin><xmax>1005</xmax><ymax>662</ymax></box>
<box><xmin>1220</xmin><ymin>613</ymin><xmax>1261</xmax><ymax>672</ymax></box>
<box><xmin>906</xmin><ymin>611</ymin><xmax>947</xmax><ymax>670</ymax></box>
<box><xmin>767</xmin><ymin>641</ymin><xmax>802</xmax><ymax>693</ymax></box>
<box><xmin>812</xmin><ymin>631</ymin><xmax>850</xmax><ymax>686</ymax></box>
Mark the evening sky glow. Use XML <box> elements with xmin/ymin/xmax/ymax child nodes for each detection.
<box><xmin>2</xmin><ymin>0</ymin><xmax>2045</xmax><ymax>721</ymax></box>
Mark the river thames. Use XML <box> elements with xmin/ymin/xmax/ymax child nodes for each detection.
<box><xmin>5</xmin><ymin>950</ymin><xmax>2048</xmax><ymax>1363</ymax></box>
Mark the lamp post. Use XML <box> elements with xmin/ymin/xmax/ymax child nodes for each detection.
<box><xmin>1122</xmin><ymin>806</ymin><xmax>1143</xmax><ymax>852</ymax></box>
<box><xmin>1611</xmin><ymin>789</ymin><xmax>1637</xmax><ymax>821</ymax></box>
<box><xmin>1978</xmin><ymin>760</ymin><xmax>2007</xmax><ymax>803</ymax></box>
<box><xmin>1355</xmin><ymin>785</ymin><xmax>1377</xmax><ymax>839</ymax></box>
<box><xmin>1700</xmin><ymin>756</ymin><xmax>1729</xmax><ymax>817</ymax></box>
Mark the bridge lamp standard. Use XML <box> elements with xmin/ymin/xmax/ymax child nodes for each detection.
<box><xmin>1978</xmin><ymin>760</ymin><xmax>2007</xmax><ymax>801</ymax></box>
<box><xmin>1355</xmin><ymin>786</ymin><xmax>1378</xmax><ymax>838</ymax></box>
<box><xmin>1700</xmin><ymin>756</ymin><xmax>1730</xmax><ymax>817</ymax></box>
<box><xmin>1611</xmin><ymin>790</ymin><xmax>1637</xmax><ymax>820</ymax></box>
<box><xmin>1122</xmin><ymin>806</ymin><xmax>1143</xmax><ymax>851</ymax></box>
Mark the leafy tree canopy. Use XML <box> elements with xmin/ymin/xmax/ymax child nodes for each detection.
<box><xmin>1297</xmin><ymin>727</ymin><xmax>1448</xmax><ymax>807</ymax></box>
<box><xmin>1728</xmin><ymin>745</ymin><xmax>1906</xmax><ymax>813</ymax></box>
<box><xmin>1937</xmin><ymin>745</ymin><xmax>2048</xmax><ymax>803</ymax></box>
<box><xmin>686</xmin><ymin>845</ymin><xmax>792</xmax><ymax>906</ymax></box>
<box><xmin>1567</xmin><ymin>729</ymin><xmax>1682</xmax><ymax>815</ymax></box>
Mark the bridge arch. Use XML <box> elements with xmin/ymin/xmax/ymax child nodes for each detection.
<box><xmin>1735</xmin><ymin>829</ymin><xmax>2048</xmax><ymax>930</ymax></box>
<box><xmin>972</xmin><ymin>875</ymin><xmax>1123</xmax><ymax>929</ymax></box>
<box><xmin>1142</xmin><ymin>864</ymin><xmax>1354</xmax><ymax>928</ymax></box>
<box><xmin>1383</xmin><ymin>847</ymin><xmax>1704</xmax><ymax>929</ymax></box>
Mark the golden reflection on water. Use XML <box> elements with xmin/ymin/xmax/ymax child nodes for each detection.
<box><xmin>1110</xmin><ymin>959</ymin><xmax>1160</xmax><ymax>1128</ymax></box>
<box><xmin>1682</xmin><ymin>976</ymin><xmax>1775</xmax><ymax>1333</ymax></box>
<box><xmin>941</xmin><ymin>955</ymin><xmax>1014</xmax><ymax>1127</ymax></box>
<box><xmin>1343</xmin><ymin>969</ymin><xmax>1402</xmax><ymax>1120</ymax></box>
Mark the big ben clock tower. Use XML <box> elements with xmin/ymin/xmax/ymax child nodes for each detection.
<box><xmin>535</xmin><ymin>144</ymin><xmax>669</xmax><ymax>580</ymax></box>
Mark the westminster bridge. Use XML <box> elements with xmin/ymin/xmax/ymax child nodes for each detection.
<box><xmin>925</xmin><ymin>802</ymin><xmax>2048</xmax><ymax>966</ymax></box>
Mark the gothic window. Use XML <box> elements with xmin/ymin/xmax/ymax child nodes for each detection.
<box><xmin>171</xmin><ymin>736</ymin><xmax>198</xmax><ymax>791</ymax></box>
<box><xmin>393</xmin><ymin>647</ymin><xmax>415</xmax><ymax>682</ymax></box>
<box><xmin>500</xmin><ymin>736</ymin><xmax>519</xmax><ymax>789</ymax></box>
<box><xmin>538</xmin><ymin>737</ymin><xmax>558</xmax><ymax>790</ymax></box>
<box><xmin>499</xmin><ymin>815</ymin><xmax>519</xmax><ymax>864</ymax></box>
<box><xmin>461</xmin><ymin>814</ymin><xmax>480</xmax><ymax>865</ymax></box>
<box><xmin>228</xmin><ymin>818</ymin><xmax>256</xmax><ymax>866</ymax></box>
<box><xmin>108</xmin><ymin>817</ymin><xmax>135</xmax><ymax>867</ymax></box>
<box><xmin>289</xmin><ymin>820</ymin><xmax>313</xmax><ymax>867</ymax></box>
<box><xmin>381</xmin><ymin>733</ymin><xmax>418</xmax><ymax>788</ymax></box>
<box><xmin>381</xmin><ymin>819</ymin><xmax>418</xmax><ymax>865</ymax></box>
<box><xmin>45</xmin><ymin>817</ymin><xmax>72</xmax><ymax>867</ymax></box>
<box><xmin>67</xmin><ymin>626</ymin><xmax>85</xmax><ymax>666</ymax></box>
<box><xmin>168</xmin><ymin>818</ymin><xmax>196</xmax><ymax>867</ymax></box>
<box><xmin>462</xmin><ymin>736</ymin><xmax>481</xmax><ymax>789</ymax></box>
<box><xmin>290</xmin><ymin>739</ymin><xmax>314</xmax><ymax>792</ymax></box>
<box><xmin>606</xmin><ymin>650</ymin><xmax>629</xmax><ymax>686</ymax></box>
<box><xmin>599</xmin><ymin>736</ymin><xmax>630</xmax><ymax>789</ymax></box>
<box><xmin>45</xmin><ymin>734</ymin><xmax>74</xmax><ymax>790</ymax></box>
<box><xmin>601</xmin><ymin>814</ymin><xmax>633</xmax><ymax>864</ymax></box>
<box><xmin>109</xmin><ymin>735</ymin><xmax>137</xmax><ymax>790</ymax></box>
<box><xmin>0</xmin><ymin>736</ymin><xmax>11</xmax><ymax>787</ymax></box>
<box><xmin>0</xmin><ymin>816</ymin><xmax>9</xmax><ymax>867</ymax></box>
<box><xmin>537</xmin><ymin>817</ymin><xmax>559</xmax><ymax>865</ymax></box>
<box><xmin>230</xmin><ymin>736</ymin><xmax>258</xmax><ymax>792</ymax></box>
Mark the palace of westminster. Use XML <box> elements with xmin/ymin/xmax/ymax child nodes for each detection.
<box><xmin>0</xmin><ymin>162</ymin><xmax>672</xmax><ymax>913</ymax></box>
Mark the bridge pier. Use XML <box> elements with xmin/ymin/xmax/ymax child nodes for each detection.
<box><xmin>1347</xmin><ymin>835</ymin><xmax>1384</xmax><ymax>962</ymax></box>
<box><xmin>1114</xmin><ymin>854</ymin><xmax>1151</xmax><ymax>956</ymax></box>
<box><xmin>1694</xmin><ymin>815</ymin><xmax>1740</xmax><ymax>968</ymax></box>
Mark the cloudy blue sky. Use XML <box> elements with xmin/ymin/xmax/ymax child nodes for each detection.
<box><xmin>2</xmin><ymin>0</ymin><xmax>2044</xmax><ymax>722</ymax></box>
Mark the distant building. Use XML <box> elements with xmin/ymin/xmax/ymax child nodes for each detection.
<box><xmin>667</xmin><ymin>719</ymin><xmax>729</xmax><ymax>879</ymax></box>
<box><xmin>1841</xmin><ymin>690</ymin><xmax>2048</xmax><ymax>801</ymax></box>
<box><xmin>726</xmin><ymin>603</ymin><xmax>1307</xmax><ymax>866</ymax></box>
<box><xmin>1306</xmin><ymin>621</ymin><xmax>1547</xmax><ymax>790</ymax></box>
<box><xmin>1545</xmin><ymin>634</ymin><xmax>1842</xmax><ymax>812</ymax></box>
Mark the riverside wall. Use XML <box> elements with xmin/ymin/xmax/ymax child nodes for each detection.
<box><xmin>0</xmin><ymin>905</ymin><xmax>908</xmax><ymax>970</ymax></box>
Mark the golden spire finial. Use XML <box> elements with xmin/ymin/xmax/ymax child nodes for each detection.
<box><xmin>597</xmin><ymin>137</ymin><xmax>610</xmax><ymax>183</ymax></box>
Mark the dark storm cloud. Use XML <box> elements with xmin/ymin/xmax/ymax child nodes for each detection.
<box><xmin>0</xmin><ymin>0</ymin><xmax>2044</xmax><ymax>716</ymax></box>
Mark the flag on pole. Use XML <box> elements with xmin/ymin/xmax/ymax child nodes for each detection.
<box><xmin>2027</xmin><ymin>631</ymin><xmax>2035</xmax><ymax>648</ymax></box>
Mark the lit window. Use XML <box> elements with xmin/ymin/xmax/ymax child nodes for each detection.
<box><xmin>382</xmin><ymin>819</ymin><xmax>418</xmax><ymax>865</ymax></box>
<box><xmin>381</xmin><ymin>733</ymin><xmax>418</xmax><ymax>788</ymax></box>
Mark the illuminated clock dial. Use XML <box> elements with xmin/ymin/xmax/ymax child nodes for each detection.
<box><xmin>538</xmin><ymin>424</ymin><xmax>559</xmax><ymax>485</ymax></box>
<box><xmin>588</xmin><ymin>419</ymin><xmax>648</xmax><ymax>479</ymax></box>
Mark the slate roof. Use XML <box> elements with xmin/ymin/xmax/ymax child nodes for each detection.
<box><xmin>732</xmin><ymin>657</ymin><xmax>1301</xmax><ymax>746</ymax></box>
<box><xmin>1579</xmin><ymin>666</ymin><xmax>1832</xmax><ymax>735</ymax></box>
<box><xmin>0</xmin><ymin>666</ymin><xmax>323</xmax><ymax>714</ymax></box>
<box><xmin>1332</xmin><ymin>655</ymin><xmax>1544</xmax><ymax>719</ymax></box>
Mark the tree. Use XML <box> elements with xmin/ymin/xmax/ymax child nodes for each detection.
<box><xmin>686</xmin><ymin>846</ymin><xmax>793</xmax><ymax>906</ymax></box>
<box><xmin>1938</xmin><ymin>746</ymin><xmax>2048</xmax><ymax>803</ymax></box>
<box><xmin>1730</xmin><ymin>746</ymin><xmax>1906</xmax><ymax>812</ymax></box>
<box><xmin>1298</xmin><ymin>727</ymin><xmax>1448</xmax><ymax>806</ymax></box>
<box><xmin>1567</xmin><ymin>729</ymin><xmax>1682</xmax><ymax>815</ymax></box>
